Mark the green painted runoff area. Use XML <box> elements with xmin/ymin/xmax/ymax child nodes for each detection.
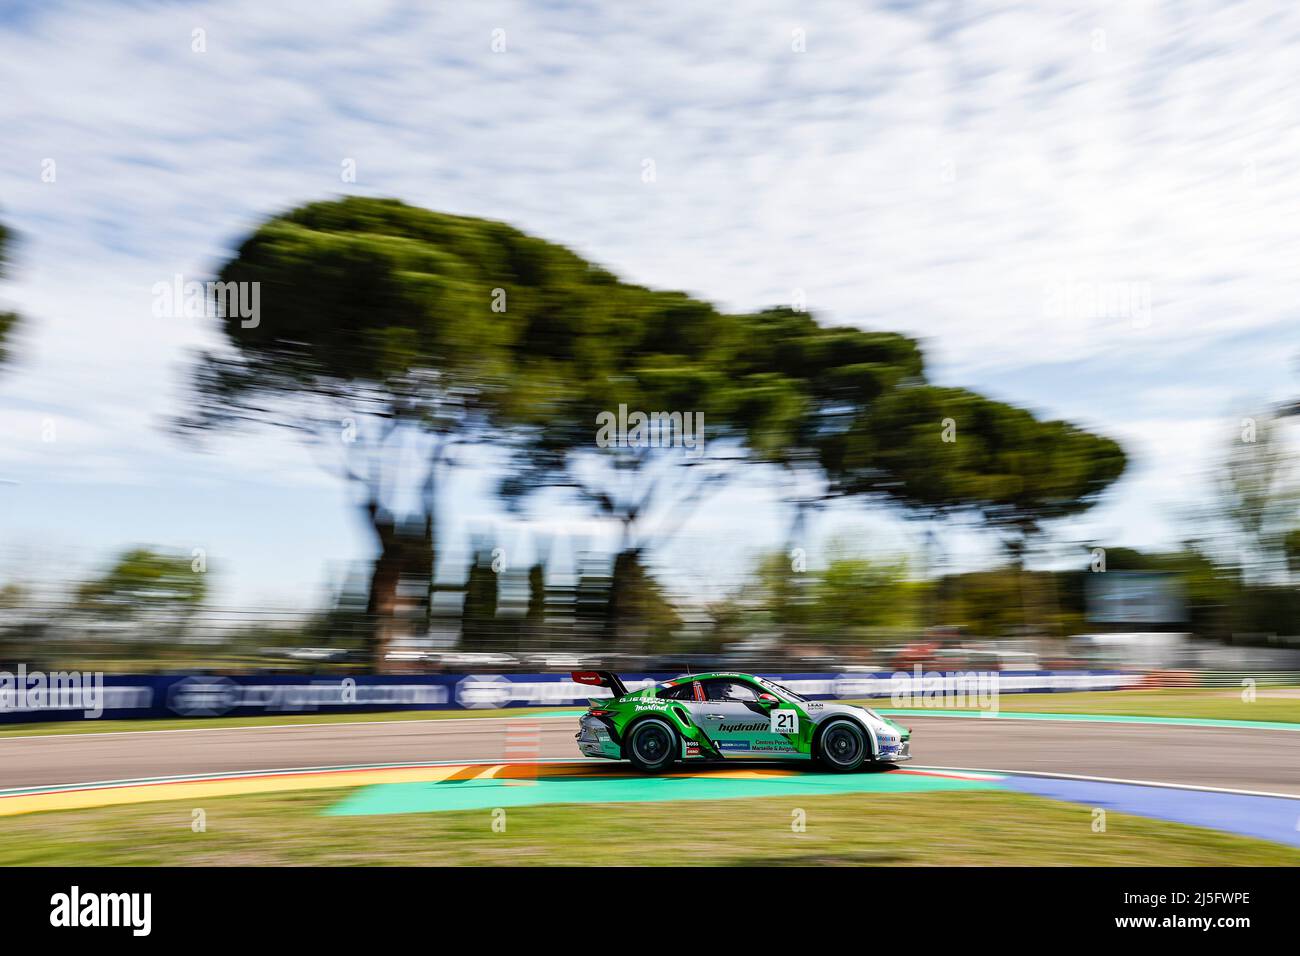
<box><xmin>325</xmin><ymin>769</ymin><xmax>998</xmax><ymax>816</ymax></box>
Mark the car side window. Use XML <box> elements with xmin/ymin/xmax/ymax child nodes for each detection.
<box><xmin>702</xmin><ymin>679</ymin><xmax>758</xmax><ymax>702</ymax></box>
<box><xmin>657</xmin><ymin>682</ymin><xmax>696</xmax><ymax>701</ymax></box>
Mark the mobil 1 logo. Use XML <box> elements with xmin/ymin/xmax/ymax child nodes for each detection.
<box><xmin>771</xmin><ymin>709</ymin><xmax>799</xmax><ymax>735</ymax></box>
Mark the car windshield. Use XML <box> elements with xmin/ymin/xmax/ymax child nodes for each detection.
<box><xmin>757</xmin><ymin>677</ymin><xmax>806</xmax><ymax>702</ymax></box>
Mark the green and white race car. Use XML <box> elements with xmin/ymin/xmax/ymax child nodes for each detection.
<box><xmin>572</xmin><ymin>670</ymin><xmax>911</xmax><ymax>773</ymax></box>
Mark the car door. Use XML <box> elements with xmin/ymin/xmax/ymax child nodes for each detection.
<box><xmin>693</xmin><ymin>679</ymin><xmax>799</xmax><ymax>758</ymax></box>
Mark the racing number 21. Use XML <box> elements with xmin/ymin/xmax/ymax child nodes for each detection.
<box><xmin>771</xmin><ymin>709</ymin><xmax>798</xmax><ymax>735</ymax></box>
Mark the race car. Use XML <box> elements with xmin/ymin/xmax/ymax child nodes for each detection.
<box><xmin>572</xmin><ymin>670</ymin><xmax>911</xmax><ymax>773</ymax></box>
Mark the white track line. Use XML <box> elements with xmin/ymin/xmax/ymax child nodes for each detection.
<box><xmin>0</xmin><ymin>712</ymin><xmax>581</xmax><ymax>742</ymax></box>
<box><xmin>913</xmin><ymin>765</ymin><xmax>1300</xmax><ymax>801</ymax></box>
<box><xmin>886</xmin><ymin>711</ymin><xmax>1300</xmax><ymax>731</ymax></box>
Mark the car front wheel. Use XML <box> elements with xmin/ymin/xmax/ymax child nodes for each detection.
<box><xmin>626</xmin><ymin>717</ymin><xmax>678</xmax><ymax>773</ymax></box>
<box><xmin>816</xmin><ymin>719</ymin><xmax>868</xmax><ymax>772</ymax></box>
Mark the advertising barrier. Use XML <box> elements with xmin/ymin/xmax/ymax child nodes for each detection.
<box><xmin>0</xmin><ymin>669</ymin><xmax>1136</xmax><ymax>724</ymax></box>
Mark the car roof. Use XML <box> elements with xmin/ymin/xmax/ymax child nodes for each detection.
<box><xmin>664</xmin><ymin>672</ymin><xmax>759</xmax><ymax>684</ymax></box>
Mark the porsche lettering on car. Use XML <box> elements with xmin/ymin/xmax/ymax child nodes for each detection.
<box><xmin>572</xmin><ymin>670</ymin><xmax>911</xmax><ymax>773</ymax></box>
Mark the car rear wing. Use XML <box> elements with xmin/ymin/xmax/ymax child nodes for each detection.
<box><xmin>570</xmin><ymin>670</ymin><xmax>628</xmax><ymax>698</ymax></box>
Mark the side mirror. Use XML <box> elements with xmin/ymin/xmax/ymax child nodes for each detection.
<box><xmin>757</xmin><ymin>693</ymin><xmax>780</xmax><ymax>706</ymax></box>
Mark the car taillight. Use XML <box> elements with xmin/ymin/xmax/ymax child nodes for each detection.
<box><xmin>588</xmin><ymin>709</ymin><xmax>613</xmax><ymax>717</ymax></box>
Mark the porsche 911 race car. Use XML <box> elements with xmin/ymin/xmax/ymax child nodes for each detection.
<box><xmin>572</xmin><ymin>670</ymin><xmax>911</xmax><ymax>772</ymax></box>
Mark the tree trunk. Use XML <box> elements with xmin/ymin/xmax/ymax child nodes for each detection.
<box><xmin>607</xmin><ymin>547</ymin><xmax>643</xmax><ymax>652</ymax></box>
<box><xmin>365</xmin><ymin>504</ymin><xmax>434</xmax><ymax>672</ymax></box>
<box><xmin>365</xmin><ymin>512</ymin><xmax>403</xmax><ymax>672</ymax></box>
<box><xmin>460</xmin><ymin>551</ymin><xmax>500</xmax><ymax>651</ymax></box>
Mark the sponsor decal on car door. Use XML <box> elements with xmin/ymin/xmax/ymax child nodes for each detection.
<box><xmin>693</xmin><ymin>680</ymin><xmax>799</xmax><ymax>756</ymax></box>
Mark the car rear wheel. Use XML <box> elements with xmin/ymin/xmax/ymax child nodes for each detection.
<box><xmin>816</xmin><ymin>719</ymin><xmax>868</xmax><ymax>772</ymax></box>
<box><xmin>626</xmin><ymin>717</ymin><xmax>678</xmax><ymax>773</ymax></box>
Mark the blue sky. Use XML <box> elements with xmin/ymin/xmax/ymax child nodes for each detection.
<box><xmin>0</xmin><ymin>0</ymin><xmax>1297</xmax><ymax>608</ymax></box>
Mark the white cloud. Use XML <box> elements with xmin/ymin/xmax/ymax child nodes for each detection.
<box><xmin>1</xmin><ymin>0</ymin><xmax>1297</xmax><ymax>602</ymax></box>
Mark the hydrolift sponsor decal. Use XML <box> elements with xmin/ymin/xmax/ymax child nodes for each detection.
<box><xmin>49</xmin><ymin>886</ymin><xmax>151</xmax><ymax>936</ymax></box>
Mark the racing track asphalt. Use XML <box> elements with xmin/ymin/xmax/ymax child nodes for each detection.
<box><xmin>2</xmin><ymin>714</ymin><xmax>1298</xmax><ymax>795</ymax></box>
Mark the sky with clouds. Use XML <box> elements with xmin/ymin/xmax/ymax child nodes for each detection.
<box><xmin>0</xmin><ymin>0</ymin><xmax>1296</xmax><ymax>608</ymax></box>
